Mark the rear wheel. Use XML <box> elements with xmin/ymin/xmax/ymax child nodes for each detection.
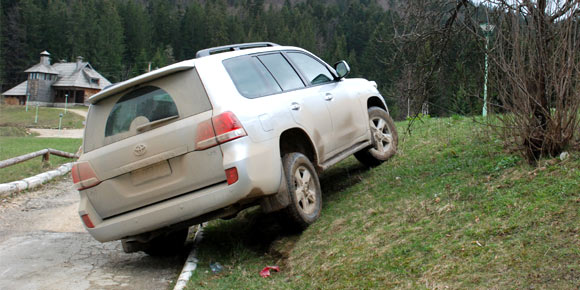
<box><xmin>355</xmin><ymin>107</ymin><xmax>398</xmax><ymax>167</ymax></box>
<box><xmin>281</xmin><ymin>152</ymin><xmax>322</xmax><ymax>230</ymax></box>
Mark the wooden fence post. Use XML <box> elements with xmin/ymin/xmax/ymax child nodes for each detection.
<box><xmin>42</xmin><ymin>151</ymin><xmax>50</xmax><ymax>167</ymax></box>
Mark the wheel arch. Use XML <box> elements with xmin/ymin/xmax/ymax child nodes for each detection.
<box><xmin>279</xmin><ymin>128</ymin><xmax>319</xmax><ymax>168</ymax></box>
<box><xmin>367</xmin><ymin>96</ymin><xmax>387</xmax><ymax>112</ymax></box>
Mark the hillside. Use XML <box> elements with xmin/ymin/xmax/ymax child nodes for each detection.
<box><xmin>187</xmin><ymin>116</ymin><xmax>579</xmax><ymax>289</ymax></box>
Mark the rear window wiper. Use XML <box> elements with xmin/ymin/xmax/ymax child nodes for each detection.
<box><xmin>136</xmin><ymin>115</ymin><xmax>179</xmax><ymax>133</ymax></box>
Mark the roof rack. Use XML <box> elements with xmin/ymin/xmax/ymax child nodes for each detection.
<box><xmin>195</xmin><ymin>42</ymin><xmax>280</xmax><ymax>58</ymax></box>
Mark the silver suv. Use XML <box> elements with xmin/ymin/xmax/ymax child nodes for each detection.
<box><xmin>72</xmin><ymin>42</ymin><xmax>397</xmax><ymax>254</ymax></box>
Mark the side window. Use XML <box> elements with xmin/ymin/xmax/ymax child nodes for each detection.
<box><xmin>286</xmin><ymin>52</ymin><xmax>334</xmax><ymax>85</ymax></box>
<box><xmin>257</xmin><ymin>53</ymin><xmax>305</xmax><ymax>91</ymax></box>
<box><xmin>223</xmin><ymin>56</ymin><xmax>282</xmax><ymax>98</ymax></box>
<box><xmin>105</xmin><ymin>86</ymin><xmax>178</xmax><ymax>137</ymax></box>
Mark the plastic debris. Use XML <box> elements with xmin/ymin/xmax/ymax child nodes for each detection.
<box><xmin>210</xmin><ymin>261</ymin><xmax>223</xmax><ymax>274</ymax></box>
<box><xmin>259</xmin><ymin>266</ymin><xmax>280</xmax><ymax>278</ymax></box>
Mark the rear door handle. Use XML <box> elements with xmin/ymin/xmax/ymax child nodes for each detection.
<box><xmin>291</xmin><ymin>102</ymin><xmax>300</xmax><ymax>111</ymax></box>
<box><xmin>324</xmin><ymin>93</ymin><xmax>334</xmax><ymax>101</ymax></box>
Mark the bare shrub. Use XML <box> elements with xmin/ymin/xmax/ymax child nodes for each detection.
<box><xmin>488</xmin><ymin>0</ymin><xmax>580</xmax><ymax>163</ymax></box>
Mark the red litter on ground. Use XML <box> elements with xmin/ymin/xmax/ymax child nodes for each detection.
<box><xmin>259</xmin><ymin>266</ymin><xmax>280</xmax><ymax>278</ymax></box>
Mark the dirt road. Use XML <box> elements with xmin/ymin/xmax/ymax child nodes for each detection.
<box><xmin>0</xmin><ymin>177</ymin><xmax>184</xmax><ymax>290</ymax></box>
<box><xmin>28</xmin><ymin>128</ymin><xmax>84</xmax><ymax>138</ymax></box>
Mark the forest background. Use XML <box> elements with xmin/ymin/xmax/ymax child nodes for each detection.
<box><xmin>0</xmin><ymin>0</ymin><xmax>491</xmax><ymax>121</ymax></box>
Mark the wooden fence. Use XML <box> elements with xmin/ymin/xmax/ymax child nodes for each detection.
<box><xmin>0</xmin><ymin>149</ymin><xmax>78</xmax><ymax>169</ymax></box>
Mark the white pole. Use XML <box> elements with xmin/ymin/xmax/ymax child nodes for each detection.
<box><xmin>34</xmin><ymin>104</ymin><xmax>39</xmax><ymax>124</ymax></box>
<box><xmin>483</xmin><ymin>35</ymin><xmax>489</xmax><ymax>117</ymax></box>
<box><xmin>480</xmin><ymin>23</ymin><xmax>494</xmax><ymax>117</ymax></box>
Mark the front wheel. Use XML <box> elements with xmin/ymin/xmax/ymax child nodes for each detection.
<box><xmin>355</xmin><ymin>107</ymin><xmax>398</xmax><ymax>167</ymax></box>
<box><xmin>281</xmin><ymin>152</ymin><xmax>322</xmax><ymax>230</ymax></box>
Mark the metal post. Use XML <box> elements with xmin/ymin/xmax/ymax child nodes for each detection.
<box><xmin>26</xmin><ymin>94</ymin><xmax>30</xmax><ymax>112</ymax></box>
<box><xmin>483</xmin><ymin>34</ymin><xmax>489</xmax><ymax>117</ymax></box>
<box><xmin>480</xmin><ymin>23</ymin><xmax>495</xmax><ymax>117</ymax></box>
<box><xmin>65</xmin><ymin>93</ymin><xmax>68</xmax><ymax>114</ymax></box>
<box><xmin>59</xmin><ymin>113</ymin><xmax>63</xmax><ymax>131</ymax></box>
<box><xmin>34</xmin><ymin>104</ymin><xmax>39</xmax><ymax>124</ymax></box>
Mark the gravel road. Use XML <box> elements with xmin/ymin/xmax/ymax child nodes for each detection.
<box><xmin>0</xmin><ymin>177</ymin><xmax>185</xmax><ymax>290</ymax></box>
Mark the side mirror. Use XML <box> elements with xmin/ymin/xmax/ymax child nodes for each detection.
<box><xmin>334</xmin><ymin>60</ymin><xmax>350</xmax><ymax>79</ymax></box>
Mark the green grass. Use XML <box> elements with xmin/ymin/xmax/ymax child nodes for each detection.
<box><xmin>0</xmin><ymin>104</ymin><xmax>85</xmax><ymax>129</ymax></box>
<box><xmin>186</xmin><ymin>116</ymin><xmax>580</xmax><ymax>289</ymax></box>
<box><xmin>70</xmin><ymin>105</ymin><xmax>89</xmax><ymax>112</ymax></box>
<box><xmin>0</xmin><ymin>126</ymin><xmax>38</xmax><ymax>137</ymax></box>
<box><xmin>0</xmin><ymin>137</ymin><xmax>81</xmax><ymax>183</ymax></box>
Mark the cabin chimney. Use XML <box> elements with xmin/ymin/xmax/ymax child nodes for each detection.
<box><xmin>76</xmin><ymin>56</ymin><xmax>83</xmax><ymax>69</ymax></box>
<box><xmin>40</xmin><ymin>51</ymin><xmax>51</xmax><ymax>66</ymax></box>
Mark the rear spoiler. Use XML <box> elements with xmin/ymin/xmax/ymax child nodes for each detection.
<box><xmin>88</xmin><ymin>63</ymin><xmax>195</xmax><ymax>104</ymax></box>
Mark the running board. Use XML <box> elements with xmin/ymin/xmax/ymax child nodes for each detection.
<box><xmin>319</xmin><ymin>141</ymin><xmax>371</xmax><ymax>171</ymax></box>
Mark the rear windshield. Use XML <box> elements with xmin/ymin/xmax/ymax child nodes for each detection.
<box><xmin>105</xmin><ymin>86</ymin><xmax>178</xmax><ymax>137</ymax></box>
<box><xmin>83</xmin><ymin>68</ymin><xmax>211</xmax><ymax>153</ymax></box>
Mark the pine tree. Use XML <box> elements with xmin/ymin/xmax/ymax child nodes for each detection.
<box><xmin>93</xmin><ymin>0</ymin><xmax>125</xmax><ymax>83</ymax></box>
<box><xmin>68</xmin><ymin>0</ymin><xmax>89</xmax><ymax>61</ymax></box>
<box><xmin>204</xmin><ymin>1</ymin><xmax>230</xmax><ymax>47</ymax></box>
<box><xmin>119</xmin><ymin>0</ymin><xmax>152</xmax><ymax>77</ymax></box>
<box><xmin>1</xmin><ymin>2</ymin><xmax>28</xmax><ymax>88</ymax></box>
<box><xmin>0</xmin><ymin>2</ymin><xmax>4</xmax><ymax>90</ymax></box>
<box><xmin>178</xmin><ymin>2</ymin><xmax>204</xmax><ymax>59</ymax></box>
<box><xmin>42</xmin><ymin>0</ymin><xmax>69</xmax><ymax>60</ymax></box>
<box><xmin>149</xmin><ymin>0</ymin><xmax>177</xmax><ymax>51</ymax></box>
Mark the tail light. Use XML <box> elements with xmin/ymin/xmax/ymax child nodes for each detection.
<box><xmin>81</xmin><ymin>214</ymin><xmax>95</xmax><ymax>228</ymax></box>
<box><xmin>225</xmin><ymin>167</ymin><xmax>238</xmax><ymax>185</ymax></box>
<box><xmin>71</xmin><ymin>162</ymin><xmax>101</xmax><ymax>190</ymax></box>
<box><xmin>195</xmin><ymin>111</ymin><xmax>247</xmax><ymax>150</ymax></box>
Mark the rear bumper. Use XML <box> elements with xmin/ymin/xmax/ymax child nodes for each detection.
<box><xmin>79</xmin><ymin>136</ymin><xmax>282</xmax><ymax>242</ymax></box>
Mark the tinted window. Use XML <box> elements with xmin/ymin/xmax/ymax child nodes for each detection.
<box><xmin>286</xmin><ymin>52</ymin><xmax>334</xmax><ymax>85</ymax></box>
<box><xmin>223</xmin><ymin>56</ymin><xmax>282</xmax><ymax>98</ymax></box>
<box><xmin>258</xmin><ymin>54</ymin><xmax>304</xmax><ymax>91</ymax></box>
<box><xmin>105</xmin><ymin>86</ymin><xmax>178</xmax><ymax>137</ymax></box>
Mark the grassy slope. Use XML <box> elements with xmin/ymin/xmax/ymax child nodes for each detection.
<box><xmin>187</xmin><ymin>116</ymin><xmax>579</xmax><ymax>289</ymax></box>
<box><xmin>0</xmin><ymin>105</ymin><xmax>85</xmax><ymax>129</ymax></box>
<box><xmin>0</xmin><ymin>137</ymin><xmax>81</xmax><ymax>183</ymax></box>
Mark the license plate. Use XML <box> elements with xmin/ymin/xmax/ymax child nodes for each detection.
<box><xmin>131</xmin><ymin>161</ymin><xmax>172</xmax><ymax>185</ymax></box>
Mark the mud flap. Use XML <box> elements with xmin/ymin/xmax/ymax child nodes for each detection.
<box><xmin>260</xmin><ymin>168</ymin><xmax>290</xmax><ymax>213</ymax></box>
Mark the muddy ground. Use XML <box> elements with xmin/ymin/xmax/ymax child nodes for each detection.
<box><xmin>0</xmin><ymin>177</ymin><xmax>185</xmax><ymax>290</ymax></box>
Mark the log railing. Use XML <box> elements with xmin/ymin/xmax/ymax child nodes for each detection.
<box><xmin>0</xmin><ymin>149</ymin><xmax>79</xmax><ymax>169</ymax></box>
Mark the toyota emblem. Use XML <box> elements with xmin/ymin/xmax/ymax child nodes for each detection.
<box><xmin>134</xmin><ymin>144</ymin><xmax>147</xmax><ymax>156</ymax></box>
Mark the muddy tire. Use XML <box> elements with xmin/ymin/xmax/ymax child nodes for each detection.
<box><xmin>281</xmin><ymin>152</ymin><xmax>322</xmax><ymax>230</ymax></box>
<box><xmin>355</xmin><ymin>107</ymin><xmax>398</xmax><ymax>167</ymax></box>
